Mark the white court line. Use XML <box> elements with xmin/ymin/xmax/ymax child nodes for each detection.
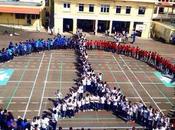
<box><xmin>38</xmin><ymin>53</ymin><xmax>52</xmax><ymax>116</ymax></box>
<box><xmin>8</xmin><ymin>81</ymin><xmax>163</xmax><ymax>84</ymax></box>
<box><xmin>23</xmin><ymin>53</ymin><xmax>45</xmax><ymax>119</ymax></box>
<box><xmin>12</xmin><ymin>68</ymin><xmax>155</xmax><ymax>73</ymax></box>
<box><xmin>106</xmin><ymin>64</ymin><xmax>120</xmax><ymax>88</ymax></box>
<box><xmin>0</xmin><ymin>96</ymin><xmax>173</xmax><ymax>99</ymax></box>
<box><xmin>0</xmin><ymin>97</ymin><xmax>29</xmax><ymax>98</ymax></box>
<box><xmin>119</xmin><ymin>55</ymin><xmax>164</xmax><ymax>115</ymax></box>
<box><xmin>112</xmin><ymin>55</ymin><xmax>146</xmax><ymax>105</ymax></box>
<box><xmin>8</xmin><ymin>80</ymin><xmax>164</xmax><ymax>84</ymax></box>
<box><xmin>142</xmin><ymin>71</ymin><xmax>174</xmax><ymax>106</ymax></box>
<box><xmin>9</xmin><ymin>81</ymin><xmax>34</xmax><ymax>83</ymax></box>
<box><xmin>60</xmin><ymin>126</ymin><xmax>144</xmax><ymax>129</ymax></box>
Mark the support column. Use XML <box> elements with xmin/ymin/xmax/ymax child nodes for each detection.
<box><xmin>129</xmin><ymin>21</ymin><xmax>134</xmax><ymax>36</ymax></box>
<box><xmin>109</xmin><ymin>20</ymin><xmax>112</xmax><ymax>35</ymax></box>
<box><xmin>156</xmin><ymin>6</ymin><xmax>160</xmax><ymax>15</ymax></box>
<box><xmin>94</xmin><ymin>19</ymin><xmax>98</xmax><ymax>35</ymax></box>
<box><xmin>54</xmin><ymin>17</ymin><xmax>63</xmax><ymax>34</ymax></box>
<box><xmin>73</xmin><ymin>18</ymin><xmax>77</xmax><ymax>34</ymax></box>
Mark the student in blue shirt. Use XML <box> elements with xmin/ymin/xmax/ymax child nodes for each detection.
<box><xmin>37</xmin><ymin>39</ymin><xmax>44</xmax><ymax>52</ymax></box>
<box><xmin>47</xmin><ymin>39</ymin><xmax>51</xmax><ymax>50</ymax></box>
<box><xmin>131</xmin><ymin>29</ymin><xmax>137</xmax><ymax>44</ymax></box>
<box><xmin>34</xmin><ymin>40</ymin><xmax>39</xmax><ymax>52</ymax></box>
<box><xmin>7</xmin><ymin>48</ymin><xmax>13</xmax><ymax>60</ymax></box>
<box><xmin>18</xmin><ymin>43</ymin><xmax>25</xmax><ymax>56</ymax></box>
<box><xmin>0</xmin><ymin>50</ymin><xmax>2</xmax><ymax>63</ymax></box>
<box><xmin>23</xmin><ymin>43</ymin><xmax>27</xmax><ymax>55</ymax></box>
<box><xmin>15</xmin><ymin>43</ymin><xmax>20</xmax><ymax>56</ymax></box>
<box><xmin>26</xmin><ymin>42</ymin><xmax>32</xmax><ymax>54</ymax></box>
<box><xmin>8</xmin><ymin>42</ymin><xmax>14</xmax><ymax>49</ymax></box>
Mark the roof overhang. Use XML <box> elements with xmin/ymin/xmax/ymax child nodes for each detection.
<box><xmin>156</xmin><ymin>2</ymin><xmax>175</xmax><ymax>7</ymax></box>
<box><xmin>0</xmin><ymin>6</ymin><xmax>43</xmax><ymax>14</ymax></box>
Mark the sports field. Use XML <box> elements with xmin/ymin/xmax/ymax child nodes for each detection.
<box><xmin>0</xmin><ymin>33</ymin><xmax>175</xmax><ymax>129</ymax></box>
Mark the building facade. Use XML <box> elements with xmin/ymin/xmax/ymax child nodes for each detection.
<box><xmin>153</xmin><ymin>0</ymin><xmax>175</xmax><ymax>20</ymax></box>
<box><xmin>0</xmin><ymin>0</ymin><xmax>45</xmax><ymax>31</ymax></box>
<box><xmin>54</xmin><ymin>0</ymin><xmax>155</xmax><ymax>38</ymax></box>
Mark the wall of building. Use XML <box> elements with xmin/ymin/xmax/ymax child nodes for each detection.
<box><xmin>0</xmin><ymin>13</ymin><xmax>41</xmax><ymax>31</ymax></box>
<box><xmin>54</xmin><ymin>0</ymin><xmax>155</xmax><ymax>38</ymax></box>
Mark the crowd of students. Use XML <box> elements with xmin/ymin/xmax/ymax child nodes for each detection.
<box><xmin>0</xmin><ymin>35</ymin><xmax>75</xmax><ymax>63</ymax></box>
<box><xmin>84</xmin><ymin>40</ymin><xmax>175</xmax><ymax>82</ymax></box>
<box><xmin>113</xmin><ymin>31</ymin><xmax>129</xmax><ymax>44</ymax></box>
<box><xmin>0</xmin><ymin>34</ymin><xmax>174</xmax><ymax>130</ymax></box>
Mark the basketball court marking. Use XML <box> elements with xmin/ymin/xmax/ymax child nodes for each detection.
<box><xmin>8</xmin><ymin>81</ymin><xmax>165</xmax><ymax>85</ymax></box>
<box><xmin>154</xmin><ymin>71</ymin><xmax>175</xmax><ymax>88</ymax></box>
<box><xmin>112</xmin><ymin>55</ymin><xmax>145</xmax><ymax>105</ymax></box>
<box><xmin>59</xmin><ymin>62</ymin><xmax>63</xmax><ymax>92</ymax></box>
<box><xmin>0</xmin><ymin>68</ymin><xmax>14</xmax><ymax>86</ymax></box>
<box><xmin>60</xmin><ymin>126</ymin><xmax>144</xmax><ymax>129</ymax></box>
<box><xmin>5</xmin><ymin>61</ymin><xmax>31</xmax><ymax>109</ymax></box>
<box><xmin>23</xmin><ymin>53</ymin><xmax>45</xmax><ymax>119</ymax></box>
<box><xmin>143</xmin><ymin>71</ymin><xmax>174</xmax><ymax>106</ymax></box>
<box><xmin>38</xmin><ymin>53</ymin><xmax>52</xmax><ymax>116</ymax></box>
<box><xmin>0</xmin><ymin>49</ymin><xmax>174</xmax><ymax>128</ymax></box>
<box><xmin>119</xmin><ymin>55</ymin><xmax>163</xmax><ymax>115</ymax></box>
<box><xmin>106</xmin><ymin>64</ymin><xmax>120</xmax><ymax>88</ymax></box>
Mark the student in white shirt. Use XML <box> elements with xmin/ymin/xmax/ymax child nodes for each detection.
<box><xmin>61</xmin><ymin>102</ymin><xmax>67</xmax><ymax>118</ymax></box>
<box><xmin>100</xmin><ymin>96</ymin><xmax>106</xmax><ymax>110</ymax></box>
<box><xmin>85</xmin><ymin>94</ymin><xmax>90</xmax><ymax>111</ymax></box>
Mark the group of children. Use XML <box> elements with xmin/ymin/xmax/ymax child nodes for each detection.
<box><xmin>0</xmin><ymin>108</ymin><xmax>58</xmax><ymax>130</ymax></box>
<box><xmin>49</xmin><ymin>37</ymin><xmax>172</xmax><ymax>130</ymax></box>
<box><xmin>84</xmin><ymin>40</ymin><xmax>175</xmax><ymax>82</ymax></box>
<box><xmin>0</xmin><ymin>34</ymin><xmax>174</xmax><ymax>130</ymax></box>
<box><xmin>0</xmin><ymin>35</ymin><xmax>73</xmax><ymax>63</ymax></box>
<box><xmin>113</xmin><ymin>31</ymin><xmax>129</xmax><ymax>44</ymax></box>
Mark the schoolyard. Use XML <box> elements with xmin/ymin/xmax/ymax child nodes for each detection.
<box><xmin>0</xmin><ymin>31</ymin><xmax>174</xmax><ymax>129</ymax></box>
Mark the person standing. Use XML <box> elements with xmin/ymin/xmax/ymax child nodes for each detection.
<box><xmin>131</xmin><ymin>29</ymin><xmax>137</xmax><ymax>44</ymax></box>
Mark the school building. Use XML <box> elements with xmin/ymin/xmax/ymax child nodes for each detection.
<box><xmin>1</xmin><ymin>0</ymin><xmax>174</xmax><ymax>38</ymax></box>
<box><xmin>0</xmin><ymin>0</ymin><xmax>45</xmax><ymax>31</ymax></box>
<box><xmin>54</xmin><ymin>0</ymin><xmax>156</xmax><ymax>38</ymax></box>
<box><xmin>153</xmin><ymin>0</ymin><xmax>175</xmax><ymax>20</ymax></box>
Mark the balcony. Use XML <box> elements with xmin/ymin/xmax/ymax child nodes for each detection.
<box><xmin>153</xmin><ymin>13</ymin><xmax>175</xmax><ymax>19</ymax></box>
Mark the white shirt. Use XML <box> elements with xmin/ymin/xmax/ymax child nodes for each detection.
<box><xmin>62</xmin><ymin>103</ymin><xmax>67</xmax><ymax>111</ymax></box>
<box><xmin>31</xmin><ymin>121</ymin><xmax>39</xmax><ymax>130</ymax></box>
<box><xmin>94</xmin><ymin>95</ymin><xmax>100</xmax><ymax>103</ymax></box>
<box><xmin>78</xmin><ymin>85</ymin><xmax>84</xmax><ymax>93</ymax></box>
<box><xmin>52</xmin><ymin>113</ymin><xmax>58</xmax><ymax>121</ymax></box>
<box><xmin>41</xmin><ymin>117</ymin><xmax>49</xmax><ymax>129</ymax></box>
<box><xmin>77</xmin><ymin>100</ymin><xmax>82</xmax><ymax>107</ymax></box>
<box><xmin>85</xmin><ymin>96</ymin><xmax>90</xmax><ymax>104</ymax></box>
<box><xmin>101</xmin><ymin>96</ymin><xmax>106</xmax><ymax>104</ymax></box>
<box><xmin>81</xmin><ymin>99</ymin><xmax>85</xmax><ymax>105</ymax></box>
<box><xmin>98</xmin><ymin>74</ymin><xmax>102</xmax><ymax>81</ymax></box>
<box><xmin>86</xmin><ymin>78</ymin><xmax>91</xmax><ymax>86</ymax></box>
<box><xmin>56</xmin><ymin>91</ymin><xmax>63</xmax><ymax>99</ymax></box>
<box><xmin>82</xmin><ymin>78</ymin><xmax>87</xmax><ymax>86</ymax></box>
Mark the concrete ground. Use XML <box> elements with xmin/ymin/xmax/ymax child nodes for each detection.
<box><xmin>0</xmin><ymin>31</ymin><xmax>174</xmax><ymax>129</ymax></box>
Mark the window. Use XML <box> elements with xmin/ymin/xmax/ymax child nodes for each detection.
<box><xmin>45</xmin><ymin>0</ymin><xmax>49</xmax><ymax>6</ymax></box>
<box><xmin>89</xmin><ymin>4</ymin><xmax>94</xmax><ymax>12</ymax></box>
<box><xmin>116</xmin><ymin>6</ymin><xmax>121</xmax><ymax>13</ymax></box>
<box><xmin>79</xmin><ymin>4</ymin><xmax>84</xmax><ymax>12</ymax></box>
<box><xmin>101</xmin><ymin>5</ymin><xmax>110</xmax><ymax>13</ymax></box>
<box><xmin>138</xmin><ymin>7</ymin><xmax>146</xmax><ymax>15</ymax></box>
<box><xmin>31</xmin><ymin>14</ymin><xmax>40</xmax><ymax>19</ymax></box>
<box><xmin>159</xmin><ymin>7</ymin><xmax>164</xmax><ymax>14</ymax></box>
<box><xmin>64</xmin><ymin>3</ymin><xmax>70</xmax><ymax>8</ymax></box>
<box><xmin>126</xmin><ymin>6</ymin><xmax>131</xmax><ymax>14</ymax></box>
<box><xmin>154</xmin><ymin>7</ymin><xmax>157</xmax><ymax>14</ymax></box>
<box><xmin>15</xmin><ymin>13</ymin><xmax>25</xmax><ymax>19</ymax></box>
